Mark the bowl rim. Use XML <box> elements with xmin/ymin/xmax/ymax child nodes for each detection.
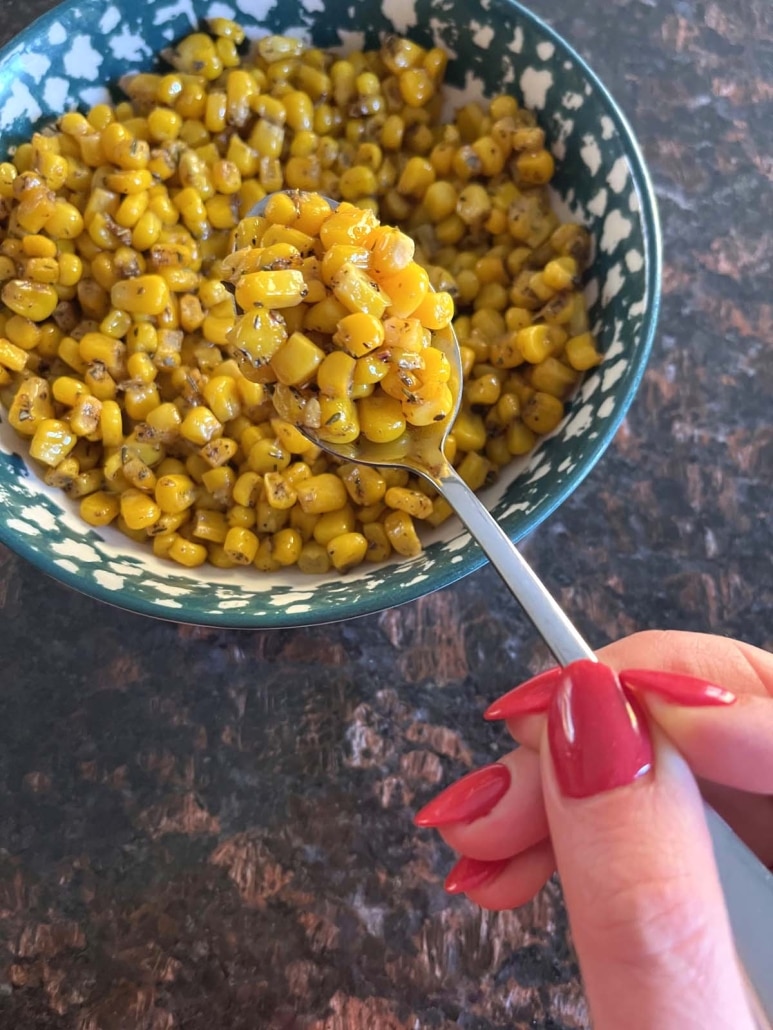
<box><xmin>0</xmin><ymin>0</ymin><xmax>662</xmax><ymax>628</ymax></box>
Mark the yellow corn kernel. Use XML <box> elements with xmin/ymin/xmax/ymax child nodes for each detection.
<box><xmin>199</xmin><ymin>437</ymin><xmax>237</xmax><ymax>468</ymax></box>
<box><xmin>0</xmin><ymin>337</ymin><xmax>28</xmax><ymax>372</ymax></box>
<box><xmin>522</xmin><ymin>391</ymin><xmax>565</xmax><ymax>434</ymax></box>
<box><xmin>155</xmin><ymin>474</ymin><xmax>198</xmax><ymax>513</ymax></box>
<box><xmin>191</xmin><ymin>509</ymin><xmax>228</xmax><ymax>543</ymax></box>
<box><xmin>52</xmin><ymin>375</ymin><xmax>89</xmax><ymax>407</ymax></box>
<box><xmin>296</xmin><ymin>540</ymin><xmax>329</xmax><ymax>574</ymax></box>
<box><xmin>119</xmin><ymin>488</ymin><xmax>160</xmax><ymax>530</ymax></box>
<box><xmin>268</xmin><ymin>527</ymin><xmax>301</xmax><ymax>566</ymax></box>
<box><xmin>357</xmin><ymin>394</ymin><xmax>406</xmax><ymax>443</ymax></box>
<box><xmin>80</xmin><ymin>491</ymin><xmax>120</xmax><ymax>527</ymax></box>
<box><xmin>383</xmin><ymin>509</ymin><xmax>422</xmax><ymax>557</ymax></box>
<box><xmin>312</xmin><ymin>506</ymin><xmax>355</xmax><ymax>546</ymax></box>
<box><xmin>65</xmin><ymin>468</ymin><xmax>104</xmax><ymax>499</ymax></box>
<box><xmin>270</xmin><ymin>331</ymin><xmax>324</xmax><ymax>386</ymax></box>
<box><xmin>110</xmin><ymin>275</ymin><xmax>170</xmax><ymax>316</ymax></box>
<box><xmin>515</xmin><ymin>149</ymin><xmax>555</xmax><ymax>186</ymax></box>
<box><xmin>315</xmin><ymin>351</ymin><xmax>354</xmax><ymax>399</ymax></box>
<box><xmin>456</xmin><ymin>451</ymin><xmax>492</xmax><ymax>491</ymax></box>
<box><xmin>332</xmin><ymin>311</ymin><xmax>385</xmax><ymax>358</ymax></box>
<box><xmin>271</xmin><ymin>418</ymin><xmax>311</xmax><ymax>454</ymax></box>
<box><xmin>1</xmin><ymin>279</ymin><xmax>58</xmax><ymax>321</ymax></box>
<box><xmin>6</xmin><ymin>375</ymin><xmax>52</xmax><ymax>435</ymax></box>
<box><xmin>565</xmin><ymin>332</ymin><xmax>602</xmax><ymax>371</ymax></box>
<box><xmin>465</xmin><ymin>371</ymin><xmax>502</xmax><ymax>407</ymax></box>
<box><xmin>167</xmin><ymin>536</ymin><xmax>208</xmax><ymax>567</ymax></box>
<box><xmin>222</xmin><ymin>525</ymin><xmax>259</xmax><ymax>565</ymax></box>
<box><xmin>378</xmin><ymin>263</ymin><xmax>430</xmax><ymax>319</ymax></box>
<box><xmin>452</xmin><ymin>408</ymin><xmax>487</xmax><ymax>452</ymax></box>
<box><xmin>68</xmin><ymin>394</ymin><xmax>102</xmax><ymax>437</ymax></box>
<box><xmin>296</xmin><ymin>472</ymin><xmax>347</xmax><ymax>515</ymax></box>
<box><xmin>180</xmin><ymin>406</ymin><xmax>222</xmax><ymax>446</ymax></box>
<box><xmin>97</xmin><ymin>399</ymin><xmax>123</xmax><ymax>446</ymax></box>
<box><xmin>264</xmin><ymin>471</ymin><xmax>298</xmax><ymax>510</ymax></box>
<box><xmin>332</xmin><ymin>265</ymin><xmax>390</xmax><ymax>318</ymax></box>
<box><xmin>384</xmin><ymin>486</ymin><xmax>433</xmax><ymax>519</ymax></box>
<box><xmin>360</xmin><ymin>522</ymin><xmax>390</xmax><ymax>562</ymax></box>
<box><xmin>247</xmin><ymin>437</ymin><xmax>291</xmax><ymax>474</ymax></box>
<box><xmin>411</xmin><ymin>290</ymin><xmax>454</xmax><ymax>331</ymax></box>
<box><xmin>326</xmin><ymin>531</ymin><xmax>368</xmax><ymax>572</ymax></box>
<box><xmin>29</xmin><ymin>418</ymin><xmax>77</xmax><ymax>466</ymax></box>
<box><xmin>201</xmin><ymin>465</ymin><xmax>236</xmax><ymax>503</ymax></box>
<box><xmin>505</xmin><ymin>419</ymin><xmax>537</xmax><ymax>455</ymax></box>
<box><xmin>529</xmin><ymin>357</ymin><xmax>578</xmax><ymax>398</ymax></box>
<box><xmin>516</xmin><ymin>325</ymin><xmax>553</xmax><ymax>364</ymax></box>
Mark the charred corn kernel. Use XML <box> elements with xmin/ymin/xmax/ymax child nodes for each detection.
<box><xmin>385</xmin><ymin>486</ymin><xmax>433</xmax><ymax>519</ymax></box>
<box><xmin>119</xmin><ymin>488</ymin><xmax>160</xmax><ymax>530</ymax></box>
<box><xmin>29</xmin><ymin>418</ymin><xmax>76</xmax><ymax>466</ymax></box>
<box><xmin>155</xmin><ymin>474</ymin><xmax>197</xmax><ymax>514</ymax></box>
<box><xmin>384</xmin><ymin>509</ymin><xmax>422</xmax><ymax>557</ymax></box>
<box><xmin>336</xmin><ymin>464</ymin><xmax>384</xmax><ymax>507</ymax></box>
<box><xmin>8</xmin><ymin>376</ymin><xmax>54</xmax><ymax>435</ymax></box>
<box><xmin>79</xmin><ymin>491</ymin><xmax>119</xmax><ymax>527</ymax></box>
<box><xmin>221</xmin><ymin>525</ymin><xmax>258</xmax><ymax>565</ymax></box>
<box><xmin>168</xmin><ymin>536</ymin><xmax>208</xmax><ymax>567</ymax></box>
<box><xmin>199</xmin><ymin>437</ymin><xmax>238</xmax><ymax>468</ymax></box>
<box><xmin>145</xmin><ymin>402</ymin><xmax>182</xmax><ymax>441</ymax></box>
<box><xmin>121</xmin><ymin>455</ymin><xmax>156</xmax><ymax>491</ymax></box>
<box><xmin>259</xmin><ymin>471</ymin><xmax>295</xmax><ymax>510</ymax></box>
<box><xmin>522</xmin><ymin>391</ymin><xmax>565</xmax><ymax>434</ymax></box>
<box><xmin>270</xmin><ymin>331</ymin><xmax>324</xmax><ymax>386</ymax></box>
<box><xmin>357</xmin><ymin>394</ymin><xmax>406</xmax><ymax>443</ymax></box>
<box><xmin>565</xmin><ymin>332</ymin><xmax>602</xmax><ymax>370</ymax></box>
<box><xmin>69</xmin><ymin>394</ymin><xmax>103</xmax><ymax>437</ymax></box>
<box><xmin>0</xmin><ymin>338</ymin><xmax>28</xmax><ymax>372</ymax></box>
<box><xmin>66</xmin><ymin>468</ymin><xmax>103</xmax><ymax>499</ymax></box>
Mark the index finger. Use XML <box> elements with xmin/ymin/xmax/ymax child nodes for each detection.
<box><xmin>499</xmin><ymin>631</ymin><xmax>773</xmax><ymax>793</ymax></box>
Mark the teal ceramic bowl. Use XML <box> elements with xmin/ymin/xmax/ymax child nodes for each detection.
<box><xmin>0</xmin><ymin>0</ymin><xmax>660</xmax><ymax>627</ymax></box>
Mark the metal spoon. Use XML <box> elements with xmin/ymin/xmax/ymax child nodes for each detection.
<box><xmin>247</xmin><ymin>192</ymin><xmax>773</xmax><ymax>1023</ymax></box>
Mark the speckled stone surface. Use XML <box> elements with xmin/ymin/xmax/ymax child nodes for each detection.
<box><xmin>0</xmin><ymin>1</ymin><xmax>771</xmax><ymax>1027</ymax></box>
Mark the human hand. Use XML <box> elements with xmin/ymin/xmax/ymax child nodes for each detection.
<box><xmin>414</xmin><ymin>631</ymin><xmax>773</xmax><ymax>1030</ymax></box>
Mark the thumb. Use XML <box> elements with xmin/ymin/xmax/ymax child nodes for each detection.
<box><xmin>542</xmin><ymin>662</ymin><xmax>755</xmax><ymax>1030</ymax></box>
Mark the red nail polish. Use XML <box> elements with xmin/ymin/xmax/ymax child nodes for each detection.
<box><xmin>483</xmin><ymin>666</ymin><xmax>563</xmax><ymax>721</ymax></box>
<box><xmin>619</xmin><ymin>668</ymin><xmax>737</xmax><ymax>707</ymax></box>
<box><xmin>444</xmin><ymin>855</ymin><xmax>510</xmax><ymax>895</ymax></box>
<box><xmin>549</xmin><ymin>660</ymin><xmax>653</xmax><ymax>799</ymax></box>
<box><xmin>414</xmin><ymin>763</ymin><xmax>510</xmax><ymax>828</ymax></box>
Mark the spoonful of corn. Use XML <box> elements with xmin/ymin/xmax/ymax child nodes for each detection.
<box><xmin>227</xmin><ymin>189</ymin><xmax>591</xmax><ymax>665</ymax></box>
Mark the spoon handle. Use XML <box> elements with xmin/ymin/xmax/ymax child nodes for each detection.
<box><xmin>435</xmin><ymin>463</ymin><xmax>595</xmax><ymax>665</ymax></box>
<box><xmin>432</xmin><ymin>462</ymin><xmax>773</xmax><ymax>1026</ymax></box>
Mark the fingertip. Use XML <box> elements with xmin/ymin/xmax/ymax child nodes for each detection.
<box><xmin>449</xmin><ymin>840</ymin><xmax>556</xmax><ymax>911</ymax></box>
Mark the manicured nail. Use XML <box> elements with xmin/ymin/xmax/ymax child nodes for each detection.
<box><xmin>414</xmin><ymin>763</ymin><xmax>510</xmax><ymax>828</ymax></box>
<box><xmin>548</xmin><ymin>660</ymin><xmax>653</xmax><ymax>799</ymax></box>
<box><xmin>444</xmin><ymin>855</ymin><xmax>510</xmax><ymax>895</ymax></box>
<box><xmin>483</xmin><ymin>666</ymin><xmax>563</xmax><ymax>721</ymax></box>
<box><xmin>619</xmin><ymin>669</ymin><xmax>737</xmax><ymax>707</ymax></box>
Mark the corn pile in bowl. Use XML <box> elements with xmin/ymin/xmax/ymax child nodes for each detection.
<box><xmin>0</xmin><ymin>0</ymin><xmax>660</xmax><ymax>627</ymax></box>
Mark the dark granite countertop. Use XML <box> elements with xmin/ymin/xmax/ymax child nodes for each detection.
<box><xmin>0</xmin><ymin>1</ymin><xmax>771</xmax><ymax>1027</ymax></box>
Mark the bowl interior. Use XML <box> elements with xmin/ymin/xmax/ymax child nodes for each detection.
<box><xmin>0</xmin><ymin>0</ymin><xmax>660</xmax><ymax>627</ymax></box>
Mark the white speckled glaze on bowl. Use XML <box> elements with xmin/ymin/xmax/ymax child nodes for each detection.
<box><xmin>0</xmin><ymin>0</ymin><xmax>661</xmax><ymax>627</ymax></box>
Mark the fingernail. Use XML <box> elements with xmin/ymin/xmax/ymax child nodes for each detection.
<box><xmin>444</xmin><ymin>855</ymin><xmax>510</xmax><ymax>895</ymax></box>
<box><xmin>549</xmin><ymin>660</ymin><xmax>653</xmax><ymax>799</ymax></box>
<box><xmin>414</xmin><ymin>763</ymin><xmax>510</xmax><ymax>828</ymax></box>
<box><xmin>483</xmin><ymin>666</ymin><xmax>563</xmax><ymax>721</ymax></box>
<box><xmin>619</xmin><ymin>669</ymin><xmax>737</xmax><ymax>707</ymax></box>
